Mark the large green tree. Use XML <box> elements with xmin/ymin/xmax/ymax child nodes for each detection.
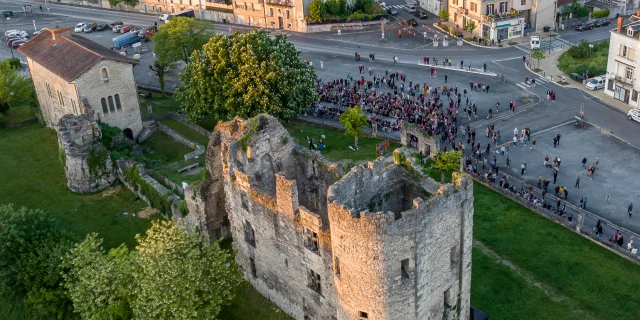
<box><xmin>62</xmin><ymin>234</ymin><xmax>133</xmax><ymax>320</ymax></box>
<box><xmin>0</xmin><ymin>62</ymin><xmax>35</xmax><ymax>117</ymax></box>
<box><xmin>339</xmin><ymin>106</ymin><xmax>369</xmax><ymax>150</ymax></box>
<box><xmin>152</xmin><ymin>16</ymin><xmax>213</xmax><ymax>65</ymax></box>
<box><xmin>432</xmin><ymin>150</ymin><xmax>462</xmax><ymax>183</ymax></box>
<box><xmin>0</xmin><ymin>205</ymin><xmax>75</xmax><ymax>318</ymax></box>
<box><xmin>308</xmin><ymin>0</ymin><xmax>326</xmax><ymax>22</ymax></box>
<box><xmin>131</xmin><ymin>220</ymin><xmax>240</xmax><ymax>319</ymax></box>
<box><xmin>176</xmin><ymin>30</ymin><xmax>317</xmax><ymax>124</ymax></box>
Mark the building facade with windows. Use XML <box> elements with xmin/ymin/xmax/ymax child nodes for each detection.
<box><xmin>232</xmin><ymin>0</ymin><xmax>310</xmax><ymax>31</ymax></box>
<box><xmin>18</xmin><ymin>28</ymin><xmax>143</xmax><ymax>138</ymax></box>
<box><xmin>605</xmin><ymin>15</ymin><xmax>640</xmax><ymax>107</ymax></box>
<box><xmin>446</xmin><ymin>0</ymin><xmax>555</xmax><ymax>41</ymax></box>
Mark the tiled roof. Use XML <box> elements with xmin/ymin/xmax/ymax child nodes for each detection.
<box><xmin>17</xmin><ymin>28</ymin><xmax>136</xmax><ymax>82</ymax></box>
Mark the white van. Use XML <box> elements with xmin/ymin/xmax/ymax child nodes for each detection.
<box><xmin>586</xmin><ymin>76</ymin><xmax>605</xmax><ymax>90</ymax></box>
<box><xmin>405</xmin><ymin>4</ymin><xmax>417</xmax><ymax>12</ymax></box>
<box><xmin>530</xmin><ymin>36</ymin><xmax>540</xmax><ymax>49</ymax></box>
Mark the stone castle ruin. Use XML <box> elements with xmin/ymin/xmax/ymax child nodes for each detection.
<box><xmin>57</xmin><ymin>113</ymin><xmax>116</xmax><ymax>193</ymax></box>
<box><xmin>186</xmin><ymin>114</ymin><xmax>474</xmax><ymax>320</ymax></box>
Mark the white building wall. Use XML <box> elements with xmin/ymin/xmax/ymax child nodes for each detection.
<box><xmin>605</xmin><ymin>30</ymin><xmax>640</xmax><ymax>108</ymax></box>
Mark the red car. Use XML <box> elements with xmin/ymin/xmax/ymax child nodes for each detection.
<box><xmin>120</xmin><ymin>25</ymin><xmax>136</xmax><ymax>33</ymax></box>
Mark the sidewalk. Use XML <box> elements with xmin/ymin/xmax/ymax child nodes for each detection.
<box><xmin>530</xmin><ymin>48</ymin><xmax>635</xmax><ymax>113</ymax></box>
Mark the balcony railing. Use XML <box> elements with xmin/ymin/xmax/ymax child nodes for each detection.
<box><xmin>483</xmin><ymin>12</ymin><xmax>524</xmax><ymax>23</ymax></box>
<box><xmin>266</xmin><ymin>0</ymin><xmax>293</xmax><ymax>7</ymax></box>
<box><xmin>611</xmin><ymin>74</ymin><xmax>634</xmax><ymax>85</ymax></box>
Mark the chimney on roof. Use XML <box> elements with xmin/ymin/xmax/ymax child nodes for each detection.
<box><xmin>637</xmin><ymin>10</ymin><xmax>640</xmax><ymax>17</ymax></box>
<box><xmin>51</xmin><ymin>27</ymin><xmax>71</xmax><ymax>40</ymax></box>
<box><xmin>617</xmin><ymin>16</ymin><xmax>624</xmax><ymax>33</ymax></box>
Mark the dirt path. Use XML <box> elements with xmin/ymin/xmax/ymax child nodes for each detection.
<box><xmin>473</xmin><ymin>240</ymin><xmax>596</xmax><ymax>320</ymax></box>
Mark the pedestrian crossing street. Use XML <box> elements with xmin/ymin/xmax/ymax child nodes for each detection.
<box><xmin>381</xmin><ymin>4</ymin><xmax>406</xmax><ymax>9</ymax></box>
<box><xmin>515</xmin><ymin>76</ymin><xmax>551</xmax><ymax>90</ymax></box>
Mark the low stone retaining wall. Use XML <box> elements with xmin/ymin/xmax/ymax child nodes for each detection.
<box><xmin>156</xmin><ymin>122</ymin><xmax>202</xmax><ymax>150</ymax></box>
<box><xmin>305</xmin><ymin>20</ymin><xmax>382</xmax><ymax>33</ymax></box>
<box><xmin>4</xmin><ymin>118</ymin><xmax>38</xmax><ymax>128</ymax></box>
<box><xmin>167</xmin><ymin>113</ymin><xmax>213</xmax><ymax>140</ymax></box>
<box><xmin>472</xmin><ymin>176</ymin><xmax>640</xmax><ymax>265</ymax></box>
<box><xmin>153</xmin><ymin>172</ymin><xmax>185</xmax><ymax>196</ymax></box>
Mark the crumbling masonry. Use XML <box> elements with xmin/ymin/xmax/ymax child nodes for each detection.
<box><xmin>186</xmin><ymin>114</ymin><xmax>474</xmax><ymax>320</ymax></box>
<box><xmin>57</xmin><ymin>113</ymin><xmax>116</xmax><ymax>193</ymax></box>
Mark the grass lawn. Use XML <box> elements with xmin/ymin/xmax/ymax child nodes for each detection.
<box><xmin>159</xmin><ymin>118</ymin><xmax>210</xmax><ymax>146</ymax></box>
<box><xmin>157</xmin><ymin>157</ymin><xmax>206</xmax><ymax>186</ymax></box>
<box><xmin>284</xmin><ymin>121</ymin><xmax>401</xmax><ymax>162</ymax></box>
<box><xmin>138</xmin><ymin>90</ymin><xmax>181</xmax><ymax>116</ymax></box>
<box><xmin>140</xmin><ymin>131</ymin><xmax>194</xmax><ymax>168</ymax></box>
<box><xmin>557</xmin><ymin>40</ymin><xmax>608</xmax><ymax>77</ymax></box>
<box><xmin>3</xmin><ymin>105</ymin><xmax>36</xmax><ymax>124</ymax></box>
<box><xmin>0</xmin><ymin>124</ymin><xmax>151</xmax><ymax>250</ymax></box>
<box><xmin>473</xmin><ymin>181</ymin><xmax>640</xmax><ymax>319</ymax></box>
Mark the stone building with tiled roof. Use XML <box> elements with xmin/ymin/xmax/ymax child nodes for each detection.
<box><xmin>18</xmin><ymin>28</ymin><xmax>143</xmax><ymax>138</ymax></box>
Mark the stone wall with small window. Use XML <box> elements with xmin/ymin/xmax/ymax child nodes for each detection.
<box><xmin>76</xmin><ymin>59</ymin><xmax>144</xmax><ymax>137</ymax></box>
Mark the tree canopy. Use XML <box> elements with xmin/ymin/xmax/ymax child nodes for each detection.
<box><xmin>438</xmin><ymin>9</ymin><xmax>449</xmax><ymax>21</ymax></box>
<box><xmin>0</xmin><ymin>62</ymin><xmax>35</xmax><ymax>115</ymax></box>
<box><xmin>308</xmin><ymin>0</ymin><xmax>326</xmax><ymax>22</ymax></box>
<box><xmin>176</xmin><ymin>29</ymin><xmax>317</xmax><ymax>124</ymax></box>
<box><xmin>62</xmin><ymin>220</ymin><xmax>240</xmax><ymax>320</ymax></box>
<box><xmin>0</xmin><ymin>205</ymin><xmax>75</xmax><ymax>318</ymax></box>
<box><xmin>152</xmin><ymin>17</ymin><xmax>213</xmax><ymax>65</ymax></box>
<box><xmin>432</xmin><ymin>150</ymin><xmax>462</xmax><ymax>182</ymax></box>
<box><xmin>339</xmin><ymin>106</ymin><xmax>369</xmax><ymax>150</ymax></box>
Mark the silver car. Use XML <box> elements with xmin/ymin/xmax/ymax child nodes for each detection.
<box><xmin>628</xmin><ymin>109</ymin><xmax>640</xmax><ymax>123</ymax></box>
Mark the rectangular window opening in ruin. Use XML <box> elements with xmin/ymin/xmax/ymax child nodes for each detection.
<box><xmin>401</xmin><ymin>258</ymin><xmax>410</xmax><ymax>282</ymax></box>
<box><xmin>358</xmin><ymin>311</ymin><xmax>369</xmax><ymax>319</ymax></box>
<box><xmin>244</xmin><ymin>220</ymin><xmax>255</xmax><ymax>247</ymax></box>
<box><xmin>241</xmin><ymin>193</ymin><xmax>249</xmax><ymax>210</ymax></box>
<box><xmin>305</xmin><ymin>228</ymin><xmax>319</xmax><ymax>254</ymax></box>
<box><xmin>444</xmin><ymin>288</ymin><xmax>451</xmax><ymax>308</ymax></box>
<box><xmin>450</xmin><ymin>245</ymin><xmax>459</xmax><ymax>267</ymax></box>
<box><xmin>307</xmin><ymin>269</ymin><xmax>321</xmax><ymax>295</ymax></box>
<box><xmin>334</xmin><ymin>256</ymin><xmax>341</xmax><ymax>278</ymax></box>
<box><xmin>394</xmin><ymin>211</ymin><xmax>402</xmax><ymax>220</ymax></box>
<box><xmin>250</xmin><ymin>257</ymin><xmax>257</xmax><ymax>278</ymax></box>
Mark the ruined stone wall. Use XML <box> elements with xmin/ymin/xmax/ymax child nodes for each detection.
<box><xmin>400</xmin><ymin>123</ymin><xmax>440</xmax><ymax>158</ymax></box>
<box><xmin>327</xmin><ymin>156</ymin><xmax>473</xmax><ymax>320</ymax></box>
<box><xmin>57</xmin><ymin>113</ymin><xmax>116</xmax><ymax>193</ymax></box>
<box><xmin>190</xmin><ymin>115</ymin><xmax>473</xmax><ymax>320</ymax></box>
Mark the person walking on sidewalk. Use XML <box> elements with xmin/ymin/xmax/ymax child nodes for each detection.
<box><xmin>594</xmin><ymin>219</ymin><xmax>603</xmax><ymax>236</ymax></box>
<box><xmin>393</xmin><ymin>56</ymin><xmax>398</xmax><ymax>64</ymax></box>
<box><xmin>483</xmin><ymin>63</ymin><xmax>487</xmax><ymax>72</ymax></box>
<box><xmin>575</xmin><ymin>175</ymin><xmax>580</xmax><ymax>188</ymax></box>
<box><xmin>629</xmin><ymin>202</ymin><xmax>634</xmax><ymax>219</ymax></box>
<box><xmin>583</xmin><ymin>197</ymin><xmax>587</xmax><ymax>209</ymax></box>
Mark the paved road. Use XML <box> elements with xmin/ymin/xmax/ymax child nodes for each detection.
<box><xmin>3</xmin><ymin>0</ymin><xmax>640</xmax><ymax>243</ymax></box>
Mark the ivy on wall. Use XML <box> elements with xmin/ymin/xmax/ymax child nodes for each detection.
<box><xmin>124</xmin><ymin>165</ymin><xmax>172</xmax><ymax>214</ymax></box>
<box><xmin>86</xmin><ymin>147</ymin><xmax>109</xmax><ymax>178</ymax></box>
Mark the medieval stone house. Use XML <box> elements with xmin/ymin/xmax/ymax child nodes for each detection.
<box><xmin>18</xmin><ymin>28</ymin><xmax>143</xmax><ymax>138</ymax></box>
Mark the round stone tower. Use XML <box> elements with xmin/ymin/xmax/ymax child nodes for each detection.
<box><xmin>57</xmin><ymin>114</ymin><xmax>116</xmax><ymax>193</ymax></box>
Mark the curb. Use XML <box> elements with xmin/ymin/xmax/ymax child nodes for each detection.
<box><xmin>416</xmin><ymin>62</ymin><xmax>497</xmax><ymax>77</ymax></box>
<box><xmin>431</xmin><ymin>23</ymin><xmax>503</xmax><ymax>50</ymax></box>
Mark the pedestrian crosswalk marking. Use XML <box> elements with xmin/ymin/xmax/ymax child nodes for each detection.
<box><xmin>516</xmin><ymin>83</ymin><xmax>528</xmax><ymax>90</ymax></box>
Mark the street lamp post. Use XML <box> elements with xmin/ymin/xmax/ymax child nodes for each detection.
<box><xmin>2</xmin><ymin>17</ymin><xmax>15</xmax><ymax>59</ymax></box>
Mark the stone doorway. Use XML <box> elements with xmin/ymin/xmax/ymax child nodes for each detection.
<box><xmin>123</xmin><ymin>128</ymin><xmax>134</xmax><ymax>140</ymax></box>
<box><xmin>406</xmin><ymin>133</ymin><xmax>419</xmax><ymax>149</ymax></box>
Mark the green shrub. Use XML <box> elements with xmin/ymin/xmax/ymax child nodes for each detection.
<box><xmin>2</xmin><ymin>58</ymin><xmax>20</xmax><ymax>69</ymax></box>
<box><xmin>557</xmin><ymin>40</ymin><xmax>609</xmax><ymax>78</ymax></box>
<box><xmin>592</xmin><ymin>9</ymin><xmax>610</xmax><ymax>19</ymax></box>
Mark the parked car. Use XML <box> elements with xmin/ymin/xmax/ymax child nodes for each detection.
<box><xmin>2</xmin><ymin>10</ymin><xmax>14</xmax><ymax>18</ymax></box>
<box><xmin>594</xmin><ymin>19</ymin><xmax>611</xmax><ymax>27</ymax></box>
<box><xmin>575</xmin><ymin>22</ymin><xmax>593</xmax><ymax>31</ymax></box>
<box><xmin>6</xmin><ymin>37</ymin><xmax>26</xmax><ymax>46</ymax></box>
<box><xmin>415</xmin><ymin>10</ymin><xmax>428</xmax><ymax>19</ymax></box>
<box><xmin>5</xmin><ymin>30</ymin><xmax>28</xmax><ymax>38</ymax></box>
<box><xmin>112</xmin><ymin>31</ymin><xmax>142</xmax><ymax>49</ymax></box>
<box><xmin>628</xmin><ymin>109</ymin><xmax>640</xmax><ymax>123</ymax></box>
<box><xmin>586</xmin><ymin>76</ymin><xmax>605</xmax><ymax>90</ymax></box>
<box><xmin>96</xmin><ymin>24</ymin><xmax>109</xmax><ymax>31</ymax></box>
<box><xmin>11</xmin><ymin>39</ymin><xmax>27</xmax><ymax>48</ymax></box>
<box><xmin>142</xmin><ymin>26</ymin><xmax>158</xmax><ymax>39</ymax></box>
<box><xmin>386</xmin><ymin>8</ymin><xmax>398</xmax><ymax>15</ymax></box>
<box><xmin>159</xmin><ymin>14</ymin><xmax>170</xmax><ymax>21</ymax></box>
<box><xmin>112</xmin><ymin>25</ymin><xmax>124</xmax><ymax>33</ymax></box>
<box><xmin>74</xmin><ymin>23</ymin><xmax>86</xmax><ymax>32</ymax></box>
<box><xmin>83</xmin><ymin>23</ymin><xmax>97</xmax><ymax>33</ymax></box>
<box><xmin>407</xmin><ymin>19</ymin><xmax>418</xmax><ymax>27</ymax></box>
<box><xmin>33</xmin><ymin>28</ymin><xmax>47</xmax><ymax>36</ymax></box>
<box><xmin>120</xmin><ymin>25</ymin><xmax>136</xmax><ymax>34</ymax></box>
